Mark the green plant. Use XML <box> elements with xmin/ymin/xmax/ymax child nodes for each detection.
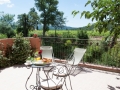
<box><xmin>0</xmin><ymin>43</ymin><xmax>10</xmax><ymax>68</ymax></box>
<box><xmin>0</xmin><ymin>34</ymin><xmax>7</xmax><ymax>39</ymax></box>
<box><xmin>10</xmin><ymin>33</ymin><xmax>31</xmax><ymax>65</ymax></box>
<box><xmin>84</xmin><ymin>44</ymin><xmax>102</xmax><ymax>63</ymax></box>
<box><xmin>77</xmin><ymin>30</ymin><xmax>89</xmax><ymax>48</ymax></box>
<box><xmin>100</xmin><ymin>52</ymin><xmax>116</xmax><ymax>67</ymax></box>
<box><xmin>6</xmin><ymin>30</ymin><xmax>15</xmax><ymax>38</ymax></box>
<box><xmin>0</xmin><ymin>51</ymin><xmax>10</xmax><ymax>68</ymax></box>
<box><xmin>109</xmin><ymin>43</ymin><xmax>120</xmax><ymax>67</ymax></box>
<box><xmin>62</xmin><ymin>31</ymin><xmax>76</xmax><ymax>43</ymax></box>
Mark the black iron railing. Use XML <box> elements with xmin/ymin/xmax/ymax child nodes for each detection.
<box><xmin>40</xmin><ymin>37</ymin><xmax>120</xmax><ymax>68</ymax></box>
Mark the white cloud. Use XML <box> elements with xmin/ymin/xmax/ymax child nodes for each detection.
<box><xmin>0</xmin><ymin>0</ymin><xmax>14</xmax><ymax>8</ymax></box>
<box><xmin>0</xmin><ymin>0</ymin><xmax>11</xmax><ymax>5</ymax></box>
<box><xmin>7</xmin><ymin>3</ymin><xmax>14</xmax><ymax>7</ymax></box>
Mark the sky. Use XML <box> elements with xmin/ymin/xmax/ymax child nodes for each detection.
<box><xmin>0</xmin><ymin>0</ymin><xmax>94</xmax><ymax>28</ymax></box>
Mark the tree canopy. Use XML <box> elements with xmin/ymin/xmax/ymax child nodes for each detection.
<box><xmin>28</xmin><ymin>7</ymin><xmax>40</xmax><ymax>30</ymax></box>
<box><xmin>17</xmin><ymin>13</ymin><xmax>29</xmax><ymax>37</ymax></box>
<box><xmin>0</xmin><ymin>12</ymin><xmax>15</xmax><ymax>38</ymax></box>
<box><xmin>73</xmin><ymin>0</ymin><xmax>120</xmax><ymax>47</ymax></box>
<box><xmin>35</xmin><ymin>0</ymin><xmax>66</xmax><ymax>36</ymax></box>
<box><xmin>17</xmin><ymin>8</ymin><xmax>40</xmax><ymax>37</ymax></box>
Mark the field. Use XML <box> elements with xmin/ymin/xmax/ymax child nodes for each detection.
<box><xmin>0</xmin><ymin>29</ymin><xmax>116</xmax><ymax>40</ymax></box>
<box><xmin>30</xmin><ymin>30</ymin><xmax>111</xmax><ymax>38</ymax></box>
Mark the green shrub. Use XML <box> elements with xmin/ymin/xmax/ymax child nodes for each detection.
<box><xmin>0</xmin><ymin>34</ymin><xmax>7</xmax><ymax>39</ymax></box>
<box><xmin>110</xmin><ymin>43</ymin><xmax>120</xmax><ymax>67</ymax></box>
<box><xmin>62</xmin><ymin>31</ymin><xmax>76</xmax><ymax>44</ymax></box>
<box><xmin>6</xmin><ymin>30</ymin><xmax>15</xmax><ymax>38</ymax></box>
<box><xmin>84</xmin><ymin>44</ymin><xmax>102</xmax><ymax>63</ymax></box>
<box><xmin>0</xmin><ymin>43</ymin><xmax>10</xmax><ymax>68</ymax></box>
<box><xmin>99</xmin><ymin>36</ymin><xmax>111</xmax><ymax>52</ymax></box>
<box><xmin>100</xmin><ymin>52</ymin><xmax>116</xmax><ymax>66</ymax></box>
<box><xmin>77</xmin><ymin>30</ymin><xmax>89</xmax><ymax>48</ymax></box>
<box><xmin>53</xmin><ymin>40</ymin><xmax>73</xmax><ymax>59</ymax></box>
<box><xmin>10</xmin><ymin>33</ymin><xmax>31</xmax><ymax>65</ymax></box>
<box><xmin>0</xmin><ymin>53</ymin><xmax>10</xmax><ymax>68</ymax></box>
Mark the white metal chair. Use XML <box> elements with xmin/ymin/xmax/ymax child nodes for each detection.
<box><xmin>67</xmin><ymin>48</ymin><xmax>86</xmax><ymax>65</ymax></box>
<box><xmin>66</xmin><ymin>48</ymin><xmax>86</xmax><ymax>75</ymax></box>
<box><xmin>40</xmin><ymin>46</ymin><xmax>54</xmax><ymax>71</ymax></box>
<box><xmin>53</xmin><ymin>48</ymin><xmax>86</xmax><ymax>90</ymax></box>
<box><xmin>40</xmin><ymin>46</ymin><xmax>72</xmax><ymax>89</ymax></box>
<box><xmin>55</xmin><ymin>48</ymin><xmax>86</xmax><ymax>76</ymax></box>
<box><xmin>41</xmin><ymin>65</ymin><xmax>69</xmax><ymax>90</ymax></box>
<box><xmin>40</xmin><ymin>46</ymin><xmax>54</xmax><ymax>61</ymax></box>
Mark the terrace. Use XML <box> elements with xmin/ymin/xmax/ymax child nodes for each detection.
<box><xmin>0</xmin><ymin>65</ymin><xmax>120</xmax><ymax>90</ymax></box>
<box><xmin>0</xmin><ymin>37</ymin><xmax>120</xmax><ymax>90</ymax></box>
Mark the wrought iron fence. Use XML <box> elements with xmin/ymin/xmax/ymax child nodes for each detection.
<box><xmin>40</xmin><ymin>37</ymin><xmax>120</xmax><ymax>68</ymax></box>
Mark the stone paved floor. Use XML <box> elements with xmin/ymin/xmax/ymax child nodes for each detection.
<box><xmin>0</xmin><ymin>65</ymin><xmax>120</xmax><ymax>90</ymax></box>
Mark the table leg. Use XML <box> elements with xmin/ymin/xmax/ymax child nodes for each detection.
<box><xmin>36</xmin><ymin>68</ymin><xmax>41</xmax><ymax>90</ymax></box>
<box><xmin>25</xmin><ymin>68</ymin><xmax>33</xmax><ymax>90</ymax></box>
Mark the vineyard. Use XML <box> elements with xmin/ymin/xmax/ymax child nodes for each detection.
<box><xmin>29</xmin><ymin>30</ymin><xmax>111</xmax><ymax>38</ymax></box>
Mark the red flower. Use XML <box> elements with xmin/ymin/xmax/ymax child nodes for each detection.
<box><xmin>38</xmin><ymin>50</ymin><xmax>42</xmax><ymax>54</ymax></box>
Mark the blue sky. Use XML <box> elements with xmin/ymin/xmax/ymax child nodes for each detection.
<box><xmin>0</xmin><ymin>0</ymin><xmax>94</xmax><ymax>27</ymax></box>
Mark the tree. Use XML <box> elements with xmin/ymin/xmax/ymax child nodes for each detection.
<box><xmin>72</xmin><ymin>0</ymin><xmax>120</xmax><ymax>48</ymax></box>
<box><xmin>17</xmin><ymin>13</ymin><xmax>30</xmax><ymax>37</ymax></box>
<box><xmin>0</xmin><ymin>13</ymin><xmax>15</xmax><ymax>26</ymax></box>
<box><xmin>17</xmin><ymin>8</ymin><xmax>40</xmax><ymax>37</ymax></box>
<box><xmin>0</xmin><ymin>12</ymin><xmax>15</xmax><ymax>38</ymax></box>
<box><xmin>28</xmin><ymin>7</ymin><xmax>40</xmax><ymax>30</ymax></box>
<box><xmin>52</xmin><ymin>11</ymin><xmax>66</xmax><ymax>36</ymax></box>
<box><xmin>35</xmin><ymin>0</ymin><xmax>65</xmax><ymax>36</ymax></box>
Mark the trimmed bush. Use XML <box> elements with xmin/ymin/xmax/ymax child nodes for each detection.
<box><xmin>77</xmin><ymin>30</ymin><xmax>89</xmax><ymax>48</ymax></box>
<box><xmin>10</xmin><ymin>33</ymin><xmax>31</xmax><ymax>65</ymax></box>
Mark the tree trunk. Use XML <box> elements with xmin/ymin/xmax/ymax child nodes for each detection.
<box><xmin>43</xmin><ymin>17</ymin><xmax>47</xmax><ymax>37</ymax></box>
<box><xmin>110</xmin><ymin>34</ymin><xmax>117</xmax><ymax>48</ymax></box>
<box><xmin>43</xmin><ymin>24</ymin><xmax>46</xmax><ymax>37</ymax></box>
<box><xmin>55</xmin><ymin>28</ymin><xmax>57</xmax><ymax>37</ymax></box>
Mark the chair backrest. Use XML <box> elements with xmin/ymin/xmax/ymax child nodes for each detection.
<box><xmin>40</xmin><ymin>46</ymin><xmax>54</xmax><ymax>61</ymax></box>
<box><xmin>68</xmin><ymin>48</ymin><xmax>86</xmax><ymax>65</ymax></box>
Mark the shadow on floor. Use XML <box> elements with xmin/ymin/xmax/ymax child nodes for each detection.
<box><xmin>116</xmin><ymin>77</ymin><xmax>120</xmax><ymax>80</ymax></box>
<box><xmin>70</xmin><ymin>67</ymin><xmax>92</xmax><ymax>76</ymax></box>
<box><xmin>116</xmin><ymin>86</ymin><xmax>120</xmax><ymax>89</ymax></box>
<box><xmin>12</xmin><ymin>64</ymin><xmax>26</xmax><ymax>68</ymax></box>
<box><xmin>108</xmin><ymin>85</ymin><xmax>116</xmax><ymax>90</ymax></box>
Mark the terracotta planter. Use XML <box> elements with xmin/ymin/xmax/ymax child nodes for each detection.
<box><xmin>29</xmin><ymin>37</ymin><xmax>41</xmax><ymax>51</ymax></box>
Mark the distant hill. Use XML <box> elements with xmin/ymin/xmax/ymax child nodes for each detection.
<box><xmin>38</xmin><ymin>24</ymin><xmax>95</xmax><ymax>30</ymax></box>
<box><xmin>38</xmin><ymin>24</ymin><xmax>75</xmax><ymax>30</ymax></box>
<box><xmin>76</xmin><ymin>24</ymin><xmax>94</xmax><ymax>30</ymax></box>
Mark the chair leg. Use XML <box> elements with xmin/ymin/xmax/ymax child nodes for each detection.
<box><xmin>76</xmin><ymin>66</ymin><xmax>85</xmax><ymax>74</ymax></box>
<box><xmin>69</xmin><ymin>66</ymin><xmax>83</xmax><ymax>76</ymax></box>
<box><xmin>64</xmin><ymin>81</ymin><xmax>69</xmax><ymax>90</ymax></box>
<box><xmin>68</xmin><ymin>75</ymin><xmax>73</xmax><ymax>90</ymax></box>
